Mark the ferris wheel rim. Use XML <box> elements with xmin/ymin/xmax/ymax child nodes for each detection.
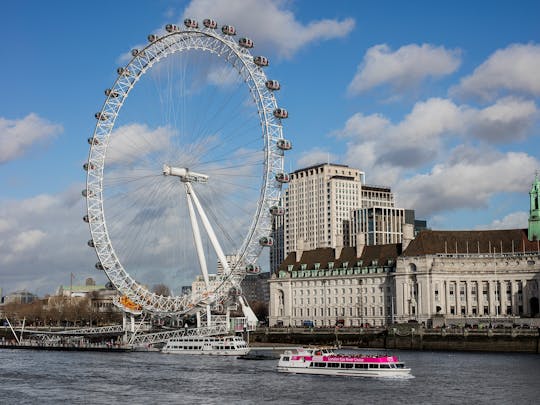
<box><xmin>84</xmin><ymin>21</ymin><xmax>287</xmax><ymax>316</ymax></box>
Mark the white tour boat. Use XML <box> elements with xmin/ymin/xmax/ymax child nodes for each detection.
<box><xmin>277</xmin><ymin>347</ymin><xmax>411</xmax><ymax>377</ymax></box>
<box><xmin>161</xmin><ymin>335</ymin><xmax>250</xmax><ymax>356</ymax></box>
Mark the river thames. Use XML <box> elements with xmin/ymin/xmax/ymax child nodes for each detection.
<box><xmin>0</xmin><ymin>348</ymin><xmax>538</xmax><ymax>404</ymax></box>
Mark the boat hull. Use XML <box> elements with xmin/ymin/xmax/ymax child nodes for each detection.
<box><xmin>162</xmin><ymin>348</ymin><xmax>250</xmax><ymax>356</ymax></box>
<box><xmin>277</xmin><ymin>365</ymin><xmax>411</xmax><ymax>378</ymax></box>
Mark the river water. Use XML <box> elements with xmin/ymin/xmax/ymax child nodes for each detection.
<box><xmin>0</xmin><ymin>348</ymin><xmax>538</xmax><ymax>404</ymax></box>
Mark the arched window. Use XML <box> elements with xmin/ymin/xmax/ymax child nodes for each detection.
<box><xmin>409</xmin><ymin>263</ymin><xmax>417</xmax><ymax>272</ymax></box>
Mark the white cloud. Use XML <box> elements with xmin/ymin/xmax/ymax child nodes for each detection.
<box><xmin>0</xmin><ymin>187</ymin><xmax>98</xmax><ymax>293</ymax></box>
<box><xmin>348</xmin><ymin>43</ymin><xmax>461</xmax><ymax>95</ymax></box>
<box><xmin>11</xmin><ymin>229</ymin><xmax>46</xmax><ymax>254</ymax></box>
<box><xmin>296</xmin><ymin>148</ymin><xmax>338</xmax><ymax>169</ymax></box>
<box><xmin>0</xmin><ymin>113</ymin><xmax>63</xmax><ymax>164</ymax></box>
<box><xmin>341</xmin><ymin>98</ymin><xmax>464</xmax><ymax>169</ymax></box>
<box><xmin>476</xmin><ymin>211</ymin><xmax>528</xmax><ymax>230</ymax></box>
<box><xmin>451</xmin><ymin>43</ymin><xmax>540</xmax><ymax>100</ymax></box>
<box><xmin>106</xmin><ymin>123</ymin><xmax>174</xmax><ymax>165</ymax></box>
<box><xmin>338</xmin><ymin>96</ymin><xmax>538</xmax><ymax>174</ymax></box>
<box><xmin>395</xmin><ymin>147</ymin><xmax>538</xmax><ymax>217</ymax></box>
<box><xmin>183</xmin><ymin>0</ymin><xmax>355</xmax><ymax>58</ymax></box>
<box><xmin>469</xmin><ymin>97</ymin><xmax>538</xmax><ymax>142</ymax></box>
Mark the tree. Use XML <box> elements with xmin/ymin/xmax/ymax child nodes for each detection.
<box><xmin>152</xmin><ymin>283</ymin><xmax>171</xmax><ymax>297</ymax></box>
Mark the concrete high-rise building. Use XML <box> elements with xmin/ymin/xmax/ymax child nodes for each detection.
<box><xmin>282</xmin><ymin>163</ymin><xmax>365</xmax><ymax>257</ymax></box>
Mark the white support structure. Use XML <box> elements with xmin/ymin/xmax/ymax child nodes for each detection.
<box><xmin>185</xmin><ymin>182</ymin><xmax>210</xmax><ymax>286</ymax></box>
<box><xmin>185</xmin><ymin>180</ymin><xmax>232</xmax><ymax>275</ymax></box>
<box><xmin>129</xmin><ymin>324</ymin><xmax>229</xmax><ymax>347</ymax></box>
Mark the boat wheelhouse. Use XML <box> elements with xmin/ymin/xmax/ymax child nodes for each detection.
<box><xmin>162</xmin><ymin>335</ymin><xmax>249</xmax><ymax>356</ymax></box>
<box><xmin>277</xmin><ymin>347</ymin><xmax>411</xmax><ymax>377</ymax></box>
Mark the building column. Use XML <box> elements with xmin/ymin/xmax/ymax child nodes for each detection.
<box><xmin>489</xmin><ymin>281</ymin><xmax>497</xmax><ymax>317</ymax></box>
<box><xmin>522</xmin><ymin>280</ymin><xmax>529</xmax><ymax>315</ymax></box>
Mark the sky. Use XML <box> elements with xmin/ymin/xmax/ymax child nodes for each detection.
<box><xmin>1</xmin><ymin>0</ymin><xmax>539</xmax><ymax>296</ymax></box>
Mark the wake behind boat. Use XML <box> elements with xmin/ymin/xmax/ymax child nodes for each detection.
<box><xmin>161</xmin><ymin>335</ymin><xmax>250</xmax><ymax>356</ymax></box>
<box><xmin>277</xmin><ymin>347</ymin><xmax>411</xmax><ymax>377</ymax></box>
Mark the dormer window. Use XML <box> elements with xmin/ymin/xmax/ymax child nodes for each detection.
<box><xmin>342</xmin><ymin>261</ymin><xmax>348</xmax><ymax>268</ymax></box>
<box><xmin>372</xmin><ymin>259</ymin><xmax>378</xmax><ymax>266</ymax></box>
<box><xmin>314</xmin><ymin>263</ymin><xmax>320</xmax><ymax>270</ymax></box>
<box><xmin>301</xmin><ymin>264</ymin><xmax>307</xmax><ymax>270</ymax></box>
<box><xmin>328</xmin><ymin>262</ymin><xmax>334</xmax><ymax>269</ymax></box>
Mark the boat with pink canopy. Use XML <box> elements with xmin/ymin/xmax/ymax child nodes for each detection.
<box><xmin>277</xmin><ymin>347</ymin><xmax>411</xmax><ymax>377</ymax></box>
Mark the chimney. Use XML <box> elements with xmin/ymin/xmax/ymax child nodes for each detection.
<box><xmin>402</xmin><ymin>223</ymin><xmax>414</xmax><ymax>251</ymax></box>
<box><xmin>356</xmin><ymin>232</ymin><xmax>365</xmax><ymax>258</ymax></box>
<box><xmin>296</xmin><ymin>239</ymin><xmax>304</xmax><ymax>263</ymax></box>
<box><xmin>335</xmin><ymin>234</ymin><xmax>343</xmax><ymax>260</ymax></box>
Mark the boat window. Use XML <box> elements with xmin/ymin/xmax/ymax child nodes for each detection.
<box><xmin>282</xmin><ymin>357</ymin><xmax>289</xmax><ymax>361</ymax></box>
<box><xmin>368</xmin><ymin>364</ymin><xmax>379</xmax><ymax>368</ymax></box>
<box><xmin>327</xmin><ymin>363</ymin><xmax>340</xmax><ymax>368</ymax></box>
<box><xmin>380</xmin><ymin>364</ymin><xmax>390</xmax><ymax>368</ymax></box>
<box><xmin>313</xmin><ymin>362</ymin><xmax>326</xmax><ymax>368</ymax></box>
<box><xmin>354</xmin><ymin>364</ymin><xmax>367</xmax><ymax>369</ymax></box>
<box><xmin>396</xmin><ymin>363</ymin><xmax>405</xmax><ymax>368</ymax></box>
<box><xmin>341</xmin><ymin>363</ymin><xmax>353</xmax><ymax>369</ymax></box>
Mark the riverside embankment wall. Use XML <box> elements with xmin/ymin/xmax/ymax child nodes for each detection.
<box><xmin>250</xmin><ymin>328</ymin><xmax>540</xmax><ymax>354</ymax></box>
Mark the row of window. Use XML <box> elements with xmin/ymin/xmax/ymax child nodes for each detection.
<box><xmin>309</xmin><ymin>362</ymin><xmax>403</xmax><ymax>369</ymax></box>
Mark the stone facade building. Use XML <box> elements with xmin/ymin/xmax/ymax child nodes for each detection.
<box><xmin>268</xmin><ymin>239</ymin><xmax>403</xmax><ymax>327</ymax></box>
<box><xmin>396</xmin><ymin>229</ymin><xmax>540</xmax><ymax>326</ymax></box>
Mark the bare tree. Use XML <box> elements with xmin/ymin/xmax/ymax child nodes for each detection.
<box><xmin>152</xmin><ymin>283</ymin><xmax>171</xmax><ymax>297</ymax></box>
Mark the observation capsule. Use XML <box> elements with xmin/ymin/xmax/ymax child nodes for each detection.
<box><xmin>95</xmin><ymin>112</ymin><xmax>108</xmax><ymax>121</ymax></box>
<box><xmin>87</xmin><ymin>137</ymin><xmax>100</xmax><ymax>146</ymax></box>
<box><xmin>239</xmin><ymin>37</ymin><xmax>254</xmax><ymax>48</ymax></box>
<box><xmin>105</xmin><ymin>88</ymin><xmax>119</xmax><ymax>98</ymax></box>
<box><xmin>245</xmin><ymin>264</ymin><xmax>261</xmax><ymax>274</ymax></box>
<box><xmin>131</xmin><ymin>48</ymin><xmax>141</xmax><ymax>57</ymax></box>
<box><xmin>81</xmin><ymin>189</ymin><xmax>94</xmax><ymax>198</ymax></box>
<box><xmin>148</xmin><ymin>34</ymin><xmax>159</xmax><ymax>42</ymax></box>
<box><xmin>83</xmin><ymin>215</ymin><xmax>90</xmax><ymax>223</ymax></box>
<box><xmin>117</xmin><ymin>67</ymin><xmax>130</xmax><ymax>76</ymax></box>
<box><xmin>95</xmin><ymin>262</ymin><xmax>105</xmax><ymax>271</ymax></box>
<box><xmin>83</xmin><ymin>162</ymin><xmax>95</xmax><ymax>171</ymax></box>
<box><xmin>254</xmin><ymin>56</ymin><xmax>269</xmax><ymax>67</ymax></box>
<box><xmin>203</xmin><ymin>19</ymin><xmax>217</xmax><ymax>29</ymax></box>
<box><xmin>275</xmin><ymin>172</ymin><xmax>290</xmax><ymax>183</ymax></box>
<box><xmin>273</xmin><ymin>108</ymin><xmax>288</xmax><ymax>119</ymax></box>
<box><xmin>87</xmin><ymin>239</ymin><xmax>95</xmax><ymax>248</ymax></box>
<box><xmin>221</xmin><ymin>25</ymin><xmax>236</xmax><ymax>35</ymax></box>
<box><xmin>165</xmin><ymin>24</ymin><xmax>179</xmax><ymax>33</ymax></box>
<box><xmin>259</xmin><ymin>236</ymin><xmax>274</xmax><ymax>246</ymax></box>
<box><xmin>184</xmin><ymin>18</ymin><xmax>198</xmax><ymax>28</ymax></box>
<box><xmin>265</xmin><ymin>80</ymin><xmax>280</xmax><ymax>91</ymax></box>
<box><xmin>270</xmin><ymin>206</ymin><xmax>285</xmax><ymax>216</ymax></box>
<box><xmin>277</xmin><ymin>139</ymin><xmax>292</xmax><ymax>151</ymax></box>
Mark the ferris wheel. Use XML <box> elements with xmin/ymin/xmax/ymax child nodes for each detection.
<box><xmin>83</xmin><ymin>18</ymin><xmax>291</xmax><ymax>317</ymax></box>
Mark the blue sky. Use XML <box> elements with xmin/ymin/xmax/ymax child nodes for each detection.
<box><xmin>1</xmin><ymin>0</ymin><xmax>539</xmax><ymax>296</ymax></box>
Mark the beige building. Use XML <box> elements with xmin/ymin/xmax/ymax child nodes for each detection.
<box><xmin>269</xmin><ymin>239</ymin><xmax>402</xmax><ymax>327</ymax></box>
<box><xmin>283</xmin><ymin>163</ymin><xmax>365</xmax><ymax>256</ymax></box>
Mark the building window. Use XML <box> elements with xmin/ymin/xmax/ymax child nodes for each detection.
<box><xmin>450</xmin><ymin>306</ymin><xmax>455</xmax><ymax>315</ymax></box>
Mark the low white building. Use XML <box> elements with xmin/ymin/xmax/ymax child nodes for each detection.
<box><xmin>269</xmin><ymin>240</ymin><xmax>402</xmax><ymax>327</ymax></box>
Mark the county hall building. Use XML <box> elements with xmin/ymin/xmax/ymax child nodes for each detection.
<box><xmin>268</xmin><ymin>175</ymin><xmax>540</xmax><ymax>327</ymax></box>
